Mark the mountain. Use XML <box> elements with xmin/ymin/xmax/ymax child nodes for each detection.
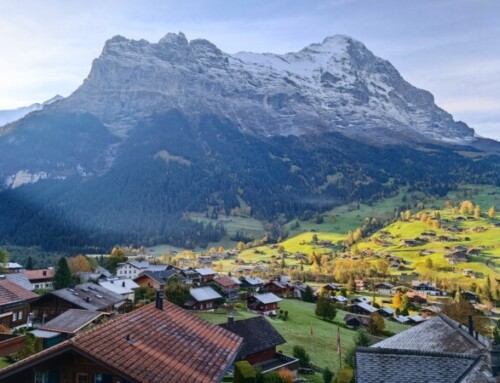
<box><xmin>0</xmin><ymin>95</ymin><xmax>63</xmax><ymax>127</ymax></box>
<box><xmin>0</xmin><ymin>33</ymin><xmax>498</xmax><ymax>252</ymax></box>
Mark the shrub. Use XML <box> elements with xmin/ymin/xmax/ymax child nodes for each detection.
<box><xmin>322</xmin><ymin>367</ymin><xmax>334</xmax><ymax>383</ymax></box>
<box><xmin>234</xmin><ymin>360</ymin><xmax>256</xmax><ymax>383</ymax></box>
<box><xmin>336</xmin><ymin>367</ymin><xmax>354</xmax><ymax>383</ymax></box>
<box><xmin>278</xmin><ymin>368</ymin><xmax>294</xmax><ymax>383</ymax></box>
<box><xmin>292</xmin><ymin>345</ymin><xmax>310</xmax><ymax>367</ymax></box>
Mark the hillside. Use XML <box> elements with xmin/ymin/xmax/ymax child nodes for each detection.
<box><xmin>0</xmin><ymin>33</ymin><xmax>499</xmax><ymax>253</ymax></box>
<box><xmin>211</xmin><ymin>185</ymin><xmax>499</xmax><ymax>289</ymax></box>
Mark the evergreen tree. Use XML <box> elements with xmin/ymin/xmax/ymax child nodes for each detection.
<box><xmin>348</xmin><ymin>276</ymin><xmax>356</xmax><ymax>293</ymax></box>
<box><xmin>322</xmin><ymin>368</ymin><xmax>334</xmax><ymax>383</ymax></box>
<box><xmin>53</xmin><ymin>257</ymin><xmax>72</xmax><ymax>289</ymax></box>
<box><xmin>25</xmin><ymin>256</ymin><xmax>34</xmax><ymax>270</ymax></box>
<box><xmin>302</xmin><ymin>285</ymin><xmax>315</xmax><ymax>303</ymax></box>
<box><xmin>315</xmin><ymin>295</ymin><xmax>337</xmax><ymax>321</ymax></box>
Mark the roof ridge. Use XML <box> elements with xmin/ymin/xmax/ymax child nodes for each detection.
<box><xmin>438</xmin><ymin>314</ymin><xmax>489</xmax><ymax>349</ymax></box>
<box><xmin>358</xmin><ymin>346</ymin><xmax>481</xmax><ymax>359</ymax></box>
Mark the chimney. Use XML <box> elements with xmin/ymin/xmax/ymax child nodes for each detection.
<box><xmin>468</xmin><ymin>315</ymin><xmax>474</xmax><ymax>336</ymax></box>
<box><xmin>155</xmin><ymin>290</ymin><xmax>163</xmax><ymax>311</ymax></box>
<box><xmin>122</xmin><ymin>281</ymin><xmax>125</xmax><ymax>287</ymax></box>
<box><xmin>43</xmin><ymin>270</ymin><xmax>47</xmax><ymax>276</ymax></box>
<box><xmin>228</xmin><ymin>314</ymin><xmax>234</xmax><ymax>324</ymax></box>
<box><xmin>85</xmin><ymin>297</ymin><xmax>90</xmax><ymax>303</ymax></box>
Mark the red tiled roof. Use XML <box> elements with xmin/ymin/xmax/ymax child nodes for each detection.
<box><xmin>24</xmin><ymin>269</ymin><xmax>55</xmax><ymax>281</ymax></box>
<box><xmin>213</xmin><ymin>276</ymin><xmax>238</xmax><ymax>288</ymax></box>
<box><xmin>0</xmin><ymin>301</ymin><xmax>242</xmax><ymax>383</ymax></box>
<box><xmin>0</xmin><ymin>279</ymin><xmax>38</xmax><ymax>306</ymax></box>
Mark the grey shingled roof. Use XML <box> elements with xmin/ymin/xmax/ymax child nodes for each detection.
<box><xmin>220</xmin><ymin>316</ymin><xmax>286</xmax><ymax>359</ymax></box>
<box><xmin>189</xmin><ymin>287</ymin><xmax>222</xmax><ymax>302</ymax></box>
<box><xmin>373</xmin><ymin>315</ymin><xmax>489</xmax><ymax>353</ymax></box>
<box><xmin>50</xmin><ymin>282</ymin><xmax>125</xmax><ymax>311</ymax></box>
<box><xmin>6</xmin><ymin>273</ymin><xmax>35</xmax><ymax>291</ymax></box>
<box><xmin>253</xmin><ymin>293</ymin><xmax>281</xmax><ymax>304</ymax></box>
<box><xmin>355</xmin><ymin>348</ymin><xmax>491</xmax><ymax>383</ymax></box>
<box><xmin>39</xmin><ymin>309</ymin><xmax>105</xmax><ymax>334</ymax></box>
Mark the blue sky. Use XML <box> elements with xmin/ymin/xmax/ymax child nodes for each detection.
<box><xmin>0</xmin><ymin>0</ymin><xmax>499</xmax><ymax>139</ymax></box>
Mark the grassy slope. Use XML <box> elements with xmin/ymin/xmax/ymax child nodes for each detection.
<box><xmin>198</xmin><ymin>299</ymin><xmax>408</xmax><ymax>372</ymax></box>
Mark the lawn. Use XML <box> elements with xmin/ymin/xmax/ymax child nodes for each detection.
<box><xmin>0</xmin><ymin>357</ymin><xmax>11</xmax><ymax>370</ymax></box>
<box><xmin>197</xmin><ymin>299</ymin><xmax>408</xmax><ymax>373</ymax></box>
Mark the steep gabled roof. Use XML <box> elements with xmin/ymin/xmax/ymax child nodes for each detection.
<box><xmin>190</xmin><ymin>286</ymin><xmax>222</xmax><ymax>302</ymax></box>
<box><xmin>373</xmin><ymin>315</ymin><xmax>489</xmax><ymax>353</ymax></box>
<box><xmin>0</xmin><ymin>302</ymin><xmax>243</xmax><ymax>383</ymax></box>
<box><xmin>355</xmin><ymin>347</ymin><xmax>491</xmax><ymax>383</ymax></box>
<box><xmin>220</xmin><ymin>316</ymin><xmax>286</xmax><ymax>358</ymax></box>
<box><xmin>39</xmin><ymin>309</ymin><xmax>106</xmax><ymax>334</ymax></box>
<box><xmin>253</xmin><ymin>293</ymin><xmax>281</xmax><ymax>304</ymax></box>
<box><xmin>49</xmin><ymin>282</ymin><xmax>125</xmax><ymax>311</ymax></box>
<box><xmin>0</xmin><ymin>279</ymin><xmax>38</xmax><ymax>306</ymax></box>
<box><xmin>5</xmin><ymin>273</ymin><xmax>34</xmax><ymax>291</ymax></box>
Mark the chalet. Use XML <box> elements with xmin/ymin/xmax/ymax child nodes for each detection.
<box><xmin>292</xmin><ymin>283</ymin><xmax>315</xmax><ymax>300</ymax></box>
<box><xmin>411</xmin><ymin>280</ymin><xmax>437</xmax><ymax>292</ymax></box>
<box><xmin>179</xmin><ymin>268</ymin><xmax>202</xmax><ymax>285</ymax></box>
<box><xmin>344</xmin><ymin>313</ymin><xmax>371</xmax><ymax>329</ymax></box>
<box><xmin>322</xmin><ymin>283</ymin><xmax>342</xmax><ymax>293</ymax></box>
<box><xmin>0</xmin><ymin>263</ymin><xmax>23</xmax><ymax>273</ymax></box>
<box><xmin>98</xmin><ymin>278</ymin><xmax>139</xmax><ymax>302</ymax></box>
<box><xmin>0</xmin><ymin>299</ymin><xmax>242</xmax><ymax>383</ymax></box>
<box><xmin>462</xmin><ymin>268</ymin><xmax>476</xmax><ymax>277</ymax></box>
<box><xmin>0</xmin><ymin>278</ymin><xmax>38</xmax><ymax>329</ymax></box>
<box><xmin>194</xmin><ymin>267</ymin><xmax>218</xmax><ymax>283</ymax></box>
<box><xmin>220</xmin><ymin>316</ymin><xmax>298</xmax><ymax>374</ymax></box>
<box><xmin>247</xmin><ymin>293</ymin><xmax>281</xmax><ymax>315</ymax></box>
<box><xmin>351</xmin><ymin>296</ymin><xmax>371</xmax><ymax>305</ymax></box>
<box><xmin>116</xmin><ymin>260</ymin><xmax>168</xmax><ymax>279</ymax></box>
<box><xmin>445</xmin><ymin>251</ymin><xmax>468</xmax><ymax>265</ymax></box>
<box><xmin>332</xmin><ymin>295</ymin><xmax>348</xmax><ymax>305</ymax></box>
<box><xmin>264</xmin><ymin>280</ymin><xmax>292</xmax><ymax>297</ymax></box>
<box><xmin>185</xmin><ymin>286</ymin><xmax>222</xmax><ymax>311</ymax></box>
<box><xmin>374</xmin><ymin>282</ymin><xmax>394</xmax><ymax>294</ymax></box>
<box><xmin>378</xmin><ymin>307</ymin><xmax>395</xmax><ymax>318</ymax></box>
<box><xmin>349</xmin><ymin>302</ymin><xmax>378</xmax><ymax>316</ymax></box>
<box><xmin>420</xmin><ymin>305</ymin><xmax>442</xmax><ymax>318</ymax></box>
<box><xmin>213</xmin><ymin>276</ymin><xmax>240</xmax><ymax>301</ymax></box>
<box><xmin>240</xmin><ymin>276</ymin><xmax>265</xmax><ymax>291</ymax></box>
<box><xmin>355</xmin><ymin>315</ymin><xmax>493</xmax><ymax>382</ymax></box>
<box><xmin>134</xmin><ymin>269</ymin><xmax>184</xmax><ymax>290</ymax></box>
<box><xmin>34</xmin><ymin>310</ymin><xmax>108</xmax><ymax>348</ymax></box>
<box><xmin>24</xmin><ymin>269</ymin><xmax>55</xmax><ymax>290</ymax></box>
<box><xmin>406</xmin><ymin>291</ymin><xmax>428</xmax><ymax>305</ymax></box>
<box><xmin>31</xmin><ymin>283</ymin><xmax>126</xmax><ymax>323</ymax></box>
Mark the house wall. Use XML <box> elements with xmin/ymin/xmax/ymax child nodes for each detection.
<box><xmin>31</xmin><ymin>295</ymin><xmax>80</xmax><ymax>323</ymax></box>
<box><xmin>247</xmin><ymin>347</ymin><xmax>277</xmax><ymax>365</ymax></box>
<box><xmin>192</xmin><ymin>300</ymin><xmax>216</xmax><ymax>310</ymax></box>
<box><xmin>135</xmin><ymin>275</ymin><xmax>162</xmax><ymax>290</ymax></box>
<box><xmin>0</xmin><ymin>303</ymin><xmax>31</xmax><ymax>329</ymax></box>
<box><xmin>0</xmin><ymin>350</ymin><xmax>124</xmax><ymax>383</ymax></box>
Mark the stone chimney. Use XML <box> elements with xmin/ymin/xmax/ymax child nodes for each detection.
<box><xmin>155</xmin><ymin>290</ymin><xmax>163</xmax><ymax>311</ymax></box>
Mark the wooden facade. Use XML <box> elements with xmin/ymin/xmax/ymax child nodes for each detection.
<box><xmin>0</xmin><ymin>302</ymin><xmax>32</xmax><ymax>329</ymax></box>
<box><xmin>134</xmin><ymin>273</ymin><xmax>163</xmax><ymax>290</ymax></box>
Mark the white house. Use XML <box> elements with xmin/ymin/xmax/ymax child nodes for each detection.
<box><xmin>99</xmin><ymin>278</ymin><xmax>140</xmax><ymax>302</ymax></box>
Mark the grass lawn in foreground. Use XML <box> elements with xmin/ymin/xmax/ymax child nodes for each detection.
<box><xmin>197</xmin><ymin>299</ymin><xmax>409</xmax><ymax>373</ymax></box>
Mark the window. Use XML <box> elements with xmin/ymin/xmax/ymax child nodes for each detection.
<box><xmin>12</xmin><ymin>312</ymin><xmax>17</xmax><ymax>321</ymax></box>
<box><xmin>77</xmin><ymin>373</ymin><xmax>89</xmax><ymax>383</ymax></box>
<box><xmin>35</xmin><ymin>371</ymin><xmax>49</xmax><ymax>383</ymax></box>
<box><xmin>94</xmin><ymin>374</ymin><xmax>113</xmax><ymax>383</ymax></box>
<box><xmin>18</xmin><ymin>311</ymin><xmax>23</xmax><ymax>320</ymax></box>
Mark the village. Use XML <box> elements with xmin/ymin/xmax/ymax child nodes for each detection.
<box><xmin>0</xmin><ymin>235</ymin><xmax>498</xmax><ymax>383</ymax></box>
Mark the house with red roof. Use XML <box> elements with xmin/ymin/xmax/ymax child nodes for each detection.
<box><xmin>0</xmin><ymin>295</ymin><xmax>242</xmax><ymax>383</ymax></box>
<box><xmin>213</xmin><ymin>276</ymin><xmax>240</xmax><ymax>301</ymax></box>
<box><xmin>24</xmin><ymin>269</ymin><xmax>55</xmax><ymax>290</ymax></box>
<box><xmin>0</xmin><ymin>277</ymin><xmax>38</xmax><ymax>329</ymax></box>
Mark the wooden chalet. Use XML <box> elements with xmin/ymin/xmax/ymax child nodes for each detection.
<box><xmin>30</xmin><ymin>283</ymin><xmax>126</xmax><ymax>323</ymax></box>
<box><xmin>322</xmin><ymin>283</ymin><xmax>342</xmax><ymax>293</ymax></box>
<box><xmin>133</xmin><ymin>269</ymin><xmax>184</xmax><ymax>290</ymax></box>
<box><xmin>445</xmin><ymin>251</ymin><xmax>468</xmax><ymax>265</ymax></box>
<box><xmin>220</xmin><ymin>316</ymin><xmax>299</xmax><ymax>374</ymax></box>
<box><xmin>194</xmin><ymin>267</ymin><xmax>218</xmax><ymax>283</ymax></box>
<box><xmin>240</xmin><ymin>276</ymin><xmax>265</xmax><ymax>291</ymax></box>
<box><xmin>344</xmin><ymin>313</ymin><xmax>371</xmax><ymax>329</ymax></box>
<box><xmin>213</xmin><ymin>276</ymin><xmax>240</xmax><ymax>301</ymax></box>
<box><xmin>377</xmin><ymin>307</ymin><xmax>395</xmax><ymax>318</ymax></box>
<box><xmin>0</xmin><ymin>299</ymin><xmax>242</xmax><ymax>383</ymax></box>
<box><xmin>185</xmin><ymin>286</ymin><xmax>222</xmax><ymax>311</ymax></box>
<box><xmin>348</xmin><ymin>301</ymin><xmax>378</xmax><ymax>316</ymax></box>
<box><xmin>24</xmin><ymin>269</ymin><xmax>55</xmax><ymax>290</ymax></box>
<box><xmin>247</xmin><ymin>293</ymin><xmax>281</xmax><ymax>315</ymax></box>
<box><xmin>263</xmin><ymin>280</ymin><xmax>292</xmax><ymax>297</ymax></box>
<box><xmin>0</xmin><ymin>278</ymin><xmax>38</xmax><ymax>329</ymax></box>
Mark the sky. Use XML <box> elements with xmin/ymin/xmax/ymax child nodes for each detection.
<box><xmin>0</xmin><ymin>0</ymin><xmax>499</xmax><ymax>140</ymax></box>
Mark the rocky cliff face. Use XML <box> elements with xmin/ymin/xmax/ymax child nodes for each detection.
<box><xmin>55</xmin><ymin>33</ymin><xmax>474</xmax><ymax>143</ymax></box>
